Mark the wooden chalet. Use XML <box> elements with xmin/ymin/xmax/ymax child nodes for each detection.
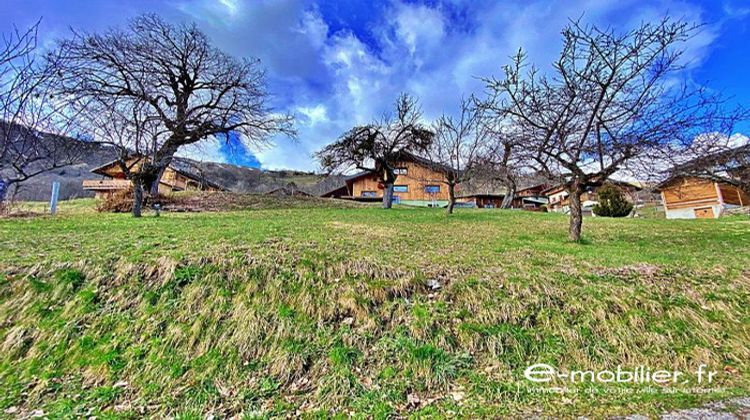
<box><xmin>326</xmin><ymin>152</ymin><xmax>453</xmax><ymax>206</ymax></box>
<box><xmin>654</xmin><ymin>176</ymin><xmax>749</xmax><ymax>219</ymax></box>
<box><xmin>543</xmin><ymin>181</ymin><xmax>641</xmax><ymax>214</ymax></box>
<box><xmin>83</xmin><ymin>157</ymin><xmax>225</xmax><ymax>199</ymax></box>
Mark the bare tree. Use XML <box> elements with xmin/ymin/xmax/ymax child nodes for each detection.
<box><xmin>486</xmin><ymin>18</ymin><xmax>743</xmax><ymax>241</ymax></box>
<box><xmin>424</xmin><ymin>96</ymin><xmax>487</xmax><ymax>214</ymax></box>
<box><xmin>477</xmin><ymin>115</ymin><xmax>534</xmax><ymax>209</ymax></box>
<box><xmin>316</xmin><ymin>94</ymin><xmax>433</xmax><ymax>209</ymax></box>
<box><xmin>51</xmin><ymin>14</ymin><xmax>293</xmax><ymax>199</ymax></box>
<box><xmin>0</xmin><ymin>20</ymin><xmax>81</xmax><ymax>207</ymax></box>
<box><xmin>74</xmin><ymin>96</ymin><xmax>165</xmax><ymax>216</ymax></box>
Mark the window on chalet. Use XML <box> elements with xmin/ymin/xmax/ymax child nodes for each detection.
<box><xmin>393</xmin><ymin>185</ymin><xmax>409</xmax><ymax>193</ymax></box>
<box><xmin>361</xmin><ymin>191</ymin><xmax>377</xmax><ymax>197</ymax></box>
<box><xmin>394</xmin><ymin>167</ymin><xmax>408</xmax><ymax>175</ymax></box>
<box><xmin>424</xmin><ymin>185</ymin><xmax>440</xmax><ymax>193</ymax></box>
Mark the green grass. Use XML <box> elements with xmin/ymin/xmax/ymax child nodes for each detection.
<box><xmin>0</xmin><ymin>199</ymin><xmax>749</xmax><ymax>417</ymax></box>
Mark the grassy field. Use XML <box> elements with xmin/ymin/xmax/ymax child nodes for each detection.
<box><xmin>1</xmin><ymin>198</ymin><xmax>749</xmax><ymax>418</ymax></box>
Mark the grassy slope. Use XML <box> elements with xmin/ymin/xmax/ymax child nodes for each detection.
<box><xmin>0</xmin><ymin>200</ymin><xmax>749</xmax><ymax>418</ymax></box>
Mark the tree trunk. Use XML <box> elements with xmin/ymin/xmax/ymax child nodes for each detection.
<box><xmin>381</xmin><ymin>166</ymin><xmax>397</xmax><ymax>209</ymax></box>
<box><xmin>447</xmin><ymin>183</ymin><xmax>456</xmax><ymax>214</ymax></box>
<box><xmin>148</xmin><ymin>142</ymin><xmax>180</xmax><ymax>196</ymax></box>
<box><xmin>500</xmin><ymin>182</ymin><xmax>516</xmax><ymax>209</ymax></box>
<box><xmin>132</xmin><ymin>179</ymin><xmax>144</xmax><ymax>218</ymax></box>
<box><xmin>149</xmin><ymin>165</ymin><xmax>167</xmax><ymax>196</ymax></box>
<box><xmin>568</xmin><ymin>181</ymin><xmax>584</xmax><ymax>242</ymax></box>
<box><xmin>382</xmin><ymin>183</ymin><xmax>394</xmax><ymax>209</ymax></box>
<box><xmin>0</xmin><ymin>178</ymin><xmax>8</xmax><ymax>205</ymax></box>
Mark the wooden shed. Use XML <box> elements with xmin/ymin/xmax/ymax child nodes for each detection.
<box><xmin>654</xmin><ymin>176</ymin><xmax>749</xmax><ymax>219</ymax></box>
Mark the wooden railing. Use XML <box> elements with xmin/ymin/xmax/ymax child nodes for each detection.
<box><xmin>82</xmin><ymin>179</ymin><xmax>131</xmax><ymax>190</ymax></box>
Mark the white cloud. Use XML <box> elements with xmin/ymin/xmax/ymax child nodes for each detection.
<box><xmin>295</xmin><ymin>9</ymin><xmax>328</xmax><ymax>48</ymax></box>
<box><xmin>297</xmin><ymin>104</ymin><xmax>329</xmax><ymax>126</ymax></box>
<box><xmin>392</xmin><ymin>2</ymin><xmax>446</xmax><ymax>61</ymax></box>
<box><xmin>176</xmin><ymin>0</ymin><xmax>245</xmax><ymax>26</ymax></box>
<box><xmin>170</xmin><ymin>0</ymin><xmax>736</xmax><ymax>171</ymax></box>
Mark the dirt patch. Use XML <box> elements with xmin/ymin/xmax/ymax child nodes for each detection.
<box><xmin>327</xmin><ymin>221</ymin><xmax>397</xmax><ymax>240</ymax></box>
<box><xmin>0</xmin><ymin>210</ymin><xmax>43</xmax><ymax>219</ymax></box>
<box><xmin>595</xmin><ymin>263</ymin><xmax>664</xmax><ymax>280</ymax></box>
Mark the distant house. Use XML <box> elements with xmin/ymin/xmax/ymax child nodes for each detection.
<box><xmin>512</xmin><ymin>184</ymin><xmax>550</xmax><ymax>209</ymax></box>
<box><xmin>543</xmin><ymin>181</ymin><xmax>641</xmax><ymax>214</ymax></box>
<box><xmin>654</xmin><ymin>176</ymin><xmax>749</xmax><ymax>219</ymax></box>
<box><xmin>82</xmin><ymin>157</ymin><xmax>225</xmax><ymax>199</ymax></box>
<box><xmin>457</xmin><ymin>184</ymin><xmax>549</xmax><ymax>210</ymax></box>
<box><xmin>325</xmin><ymin>152</ymin><xmax>453</xmax><ymax>206</ymax></box>
<box><xmin>457</xmin><ymin>193</ymin><xmax>505</xmax><ymax>208</ymax></box>
<box><xmin>265</xmin><ymin>182</ymin><xmax>312</xmax><ymax>197</ymax></box>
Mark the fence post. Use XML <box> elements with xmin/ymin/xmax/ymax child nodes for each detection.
<box><xmin>49</xmin><ymin>182</ymin><xmax>60</xmax><ymax>215</ymax></box>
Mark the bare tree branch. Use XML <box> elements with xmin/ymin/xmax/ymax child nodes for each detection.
<box><xmin>315</xmin><ymin>93</ymin><xmax>434</xmax><ymax>209</ymax></box>
<box><xmin>49</xmin><ymin>14</ymin><xmax>295</xmax><ymax>204</ymax></box>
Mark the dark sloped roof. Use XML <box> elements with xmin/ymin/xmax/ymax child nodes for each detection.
<box><xmin>397</xmin><ymin>150</ymin><xmax>456</xmax><ymax>174</ymax></box>
<box><xmin>541</xmin><ymin>179</ymin><xmax>641</xmax><ymax>195</ymax></box>
<box><xmin>319</xmin><ymin>185</ymin><xmax>349</xmax><ymax>197</ymax></box>
<box><xmin>516</xmin><ymin>183</ymin><xmax>548</xmax><ymax>194</ymax></box>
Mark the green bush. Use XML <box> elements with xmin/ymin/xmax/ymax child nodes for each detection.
<box><xmin>592</xmin><ymin>184</ymin><xmax>633</xmax><ymax>217</ymax></box>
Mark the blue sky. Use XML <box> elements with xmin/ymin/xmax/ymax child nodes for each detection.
<box><xmin>1</xmin><ymin>0</ymin><xmax>748</xmax><ymax>170</ymax></box>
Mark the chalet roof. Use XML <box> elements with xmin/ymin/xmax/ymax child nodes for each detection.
<box><xmin>397</xmin><ymin>150</ymin><xmax>456</xmax><ymax>174</ymax></box>
<box><xmin>541</xmin><ymin>179</ymin><xmax>642</xmax><ymax>195</ymax></box>
<box><xmin>541</xmin><ymin>184</ymin><xmax>567</xmax><ymax>195</ymax></box>
<box><xmin>342</xmin><ymin>151</ymin><xmax>457</xmax><ymax>182</ymax></box>
<box><xmin>90</xmin><ymin>159</ymin><xmax>125</xmax><ymax>175</ymax></box>
<box><xmin>652</xmin><ymin>174</ymin><xmax>732</xmax><ymax>192</ymax></box>
<box><xmin>344</xmin><ymin>171</ymin><xmax>373</xmax><ymax>182</ymax></box>
<box><xmin>516</xmin><ymin>183</ymin><xmax>548</xmax><ymax>194</ymax></box>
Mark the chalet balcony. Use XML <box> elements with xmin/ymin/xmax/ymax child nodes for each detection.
<box><xmin>82</xmin><ymin>179</ymin><xmax>132</xmax><ymax>191</ymax></box>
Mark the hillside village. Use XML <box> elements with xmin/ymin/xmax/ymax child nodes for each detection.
<box><xmin>64</xmin><ymin>144</ymin><xmax>746</xmax><ymax>219</ymax></box>
<box><xmin>2</xmin><ymin>3</ymin><xmax>750</xmax><ymax>419</ymax></box>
